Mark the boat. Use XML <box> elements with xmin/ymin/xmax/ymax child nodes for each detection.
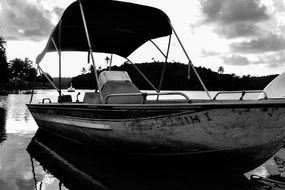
<box><xmin>67</xmin><ymin>83</ymin><xmax>75</xmax><ymax>92</ymax></box>
<box><xmin>27</xmin><ymin>0</ymin><xmax>285</xmax><ymax>173</ymax></box>
<box><xmin>259</xmin><ymin>71</ymin><xmax>285</xmax><ymax>99</ymax></box>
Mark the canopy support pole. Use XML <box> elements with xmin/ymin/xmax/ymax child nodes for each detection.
<box><xmin>58</xmin><ymin>21</ymin><xmax>62</xmax><ymax>96</ymax></box>
<box><xmin>171</xmin><ymin>25</ymin><xmax>212</xmax><ymax>100</ymax></box>
<box><xmin>158</xmin><ymin>35</ymin><xmax>171</xmax><ymax>92</ymax></box>
<box><xmin>29</xmin><ymin>66</ymin><xmax>39</xmax><ymax>103</ymax></box>
<box><xmin>109</xmin><ymin>54</ymin><xmax>113</xmax><ymax>71</ymax></box>
<box><xmin>126</xmin><ymin>58</ymin><xmax>158</xmax><ymax>92</ymax></box>
<box><xmin>150</xmin><ymin>40</ymin><xmax>167</xmax><ymax>58</ymax></box>
<box><xmin>58</xmin><ymin>52</ymin><xmax>62</xmax><ymax>96</ymax></box>
<box><xmin>37</xmin><ymin>64</ymin><xmax>60</xmax><ymax>92</ymax></box>
<box><xmin>78</xmin><ymin>0</ymin><xmax>104</xmax><ymax>103</ymax></box>
<box><xmin>51</xmin><ymin>37</ymin><xmax>62</xmax><ymax>96</ymax></box>
<box><xmin>157</xmin><ymin>35</ymin><xmax>171</xmax><ymax>100</ymax></box>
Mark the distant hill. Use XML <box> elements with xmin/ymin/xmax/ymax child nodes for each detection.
<box><xmin>53</xmin><ymin>77</ymin><xmax>72</xmax><ymax>89</ymax></box>
<box><xmin>70</xmin><ymin>62</ymin><xmax>278</xmax><ymax>91</ymax></box>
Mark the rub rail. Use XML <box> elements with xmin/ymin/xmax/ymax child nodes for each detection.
<box><xmin>213</xmin><ymin>90</ymin><xmax>268</xmax><ymax>100</ymax></box>
<box><xmin>105</xmin><ymin>92</ymin><xmax>191</xmax><ymax>104</ymax></box>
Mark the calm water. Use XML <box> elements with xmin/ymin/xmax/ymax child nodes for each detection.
<box><xmin>0</xmin><ymin>90</ymin><xmax>284</xmax><ymax>190</ymax></box>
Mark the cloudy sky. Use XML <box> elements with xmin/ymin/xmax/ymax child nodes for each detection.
<box><xmin>1</xmin><ymin>0</ymin><xmax>285</xmax><ymax>77</ymax></box>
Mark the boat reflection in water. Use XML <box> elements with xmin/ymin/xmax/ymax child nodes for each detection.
<box><xmin>27</xmin><ymin>129</ymin><xmax>258</xmax><ymax>190</ymax></box>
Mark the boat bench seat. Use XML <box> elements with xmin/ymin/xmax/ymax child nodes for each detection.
<box><xmin>83</xmin><ymin>71</ymin><xmax>144</xmax><ymax>104</ymax></box>
<box><xmin>83</xmin><ymin>92</ymin><xmax>101</xmax><ymax>104</ymax></box>
<box><xmin>83</xmin><ymin>81</ymin><xmax>144</xmax><ymax>104</ymax></box>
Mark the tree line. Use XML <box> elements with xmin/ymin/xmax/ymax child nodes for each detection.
<box><xmin>0</xmin><ymin>36</ymin><xmax>51</xmax><ymax>92</ymax></box>
<box><xmin>0</xmin><ymin>34</ymin><xmax>278</xmax><ymax>92</ymax></box>
<box><xmin>71</xmin><ymin>61</ymin><xmax>277</xmax><ymax>91</ymax></box>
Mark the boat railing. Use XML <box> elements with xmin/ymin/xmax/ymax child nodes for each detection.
<box><xmin>42</xmin><ymin>98</ymin><xmax>52</xmax><ymax>103</ymax></box>
<box><xmin>213</xmin><ymin>90</ymin><xmax>268</xmax><ymax>100</ymax></box>
<box><xmin>105</xmin><ymin>92</ymin><xmax>191</xmax><ymax>104</ymax></box>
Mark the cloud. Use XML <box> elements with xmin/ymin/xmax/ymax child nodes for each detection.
<box><xmin>221</xmin><ymin>51</ymin><xmax>285</xmax><ymax>68</ymax></box>
<box><xmin>214</xmin><ymin>23</ymin><xmax>260</xmax><ymax>39</ymax></box>
<box><xmin>53</xmin><ymin>6</ymin><xmax>64</xmax><ymax>18</ymax></box>
<box><xmin>253</xmin><ymin>51</ymin><xmax>285</xmax><ymax>67</ymax></box>
<box><xmin>0</xmin><ymin>0</ymin><xmax>64</xmax><ymax>41</ymax></box>
<box><xmin>198</xmin><ymin>0</ymin><xmax>285</xmax><ymax>69</ymax></box>
<box><xmin>230</xmin><ymin>33</ymin><xmax>285</xmax><ymax>53</ymax></box>
<box><xmin>201</xmin><ymin>49</ymin><xmax>220</xmax><ymax>57</ymax></box>
<box><xmin>222</xmin><ymin>54</ymin><xmax>250</xmax><ymax>65</ymax></box>
<box><xmin>198</xmin><ymin>0</ymin><xmax>270</xmax><ymax>39</ymax></box>
<box><xmin>199</xmin><ymin>0</ymin><xmax>270</xmax><ymax>24</ymax></box>
<box><xmin>272</xmin><ymin>0</ymin><xmax>285</xmax><ymax>12</ymax></box>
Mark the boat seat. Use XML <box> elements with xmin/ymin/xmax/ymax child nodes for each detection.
<box><xmin>102</xmin><ymin>80</ymin><xmax>143</xmax><ymax>104</ymax></box>
<box><xmin>83</xmin><ymin>71</ymin><xmax>144</xmax><ymax>104</ymax></box>
<box><xmin>83</xmin><ymin>92</ymin><xmax>101</xmax><ymax>104</ymax></box>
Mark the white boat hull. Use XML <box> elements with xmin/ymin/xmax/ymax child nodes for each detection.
<box><xmin>27</xmin><ymin>100</ymin><xmax>285</xmax><ymax>172</ymax></box>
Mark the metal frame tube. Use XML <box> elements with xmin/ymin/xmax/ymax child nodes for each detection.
<box><xmin>171</xmin><ymin>24</ymin><xmax>212</xmax><ymax>100</ymax></box>
<box><xmin>51</xmin><ymin>37</ymin><xmax>62</xmax><ymax>96</ymax></box>
<box><xmin>109</xmin><ymin>54</ymin><xmax>113</xmax><ymax>71</ymax></box>
<box><xmin>105</xmin><ymin>91</ymin><xmax>191</xmax><ymax>104</ymax></box>
<box><xmin>29</xmin><ymin>66</ymin><xmax>40</xmax><ymax>103</ymax></box>
<box><xmin>150</xmin><ymin>40</ymin><xmax>167</xmax><ymax>58</ymax></box>
<box><xmin>78</xmin><ymin>0</ymin><xmax>104</xmax><ymax>103</ymax></box>
<box><xmin>187</xmin><ymin>61</ymin><xmax>191</xmax><ymax>79</ymax></box>
<box><xmin>37</xmin><ymin>65</ymin><xmax>60</xmax><ymax>92</ymax></box>
<box><xmin>58</xmin><ymin>51</ymin><xmax>61</xmax><ymax>95</ymax></box>
<box><xmin>58</xmin><ymin>21</ymin><xmax>62</xmax><ymax>96</ymax></box>
<box><xmin>126</xmin><ymin>58</ymin><xmax>158</xmax><ymax>92</ymax></box>
<box><xmin>156</xmin><ymin>35</ymin><xmax>171</xmax><ymax>100</ymax></box>
<box><xmin>158</xmin><ymin>35</ymin><xmax>171</xmax><ymax>92</ymax></box>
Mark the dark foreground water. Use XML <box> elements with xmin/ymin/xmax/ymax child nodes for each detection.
<box><xmin>0</xmin><ymin>90</ymin><xmax>285</xmax><ymax>190</ymax></box>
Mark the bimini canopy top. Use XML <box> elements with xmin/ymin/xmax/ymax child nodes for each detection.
<box><xmin>36</xmin><ymin>0</ymin><xmax>172</xmax><ymax>64</ymax></box>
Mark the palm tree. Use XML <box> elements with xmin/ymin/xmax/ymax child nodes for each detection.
<box><xmin>81</xmin><ymin>67</ymin><xmax>87</xmax><ymax>74</ymax></box>
<box><xmin>105</xmin><ymin>56</ymin><xmax>110</xmax><ymax>68</ymax></box>
<box><xmin>218</xmin><ymin>66</ymin><xmax>224</xmax><ymax>74</ymax></box>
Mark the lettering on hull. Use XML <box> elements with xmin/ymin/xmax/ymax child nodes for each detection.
<box><xmin>129</xmin><ymin>112</ymin><xmax>212</xmax><ymax>131</ymax></box>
